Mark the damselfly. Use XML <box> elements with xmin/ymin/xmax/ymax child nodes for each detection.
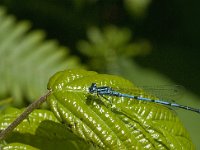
<box><xmin>88</xmin><ymin>83</ymin><xmax>200</xmax><ymax>114</ymax></box>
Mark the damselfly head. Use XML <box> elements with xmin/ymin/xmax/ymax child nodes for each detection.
<box><xmin>89</xmin><ymin>83</ymin><xmax>97</xmax><ymax>94</ymax></box>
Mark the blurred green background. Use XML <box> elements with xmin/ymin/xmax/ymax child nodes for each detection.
<box><xmin>1</xmin><ymin>0</ymin><xmax>200</xmax><ymax>94</ymax></box>
<box><xmin>0</xmin><ymin>0</ymin><xmax>199</xmax><ymax>149</ymax></box>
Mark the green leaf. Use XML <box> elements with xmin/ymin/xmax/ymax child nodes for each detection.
<box><xmin>0</xmin><ymin>7</ymin><xmax>82</xmax><ymax>106</ymax></box>
<box><xmin>1</xmin><ymin>143</ymin><xmax>39</xmax><ymax>150</ymax></box>
<box><xmin>0</xmin><ymin>107</ymin><xmax>92</xmax><ymax>150</ymax></box>
<box><xmin>47</xmin><ymin>69</ymin><xmax>195</xmax><ymax>149</ymax></box>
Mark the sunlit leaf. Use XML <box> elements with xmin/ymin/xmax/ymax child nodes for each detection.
<box><xmin>47</xmin><ymin>69</ymin><xmax>195</xmax><ymax>149</ymax></box>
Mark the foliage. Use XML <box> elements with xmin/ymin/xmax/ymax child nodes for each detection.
<box><xmin>0</xmin><ymin>1</ymin><xmax>200</xmax><ymax>149</ymax></box>
<box><xmin>78</xmin><ymin>26</ymin><xmax>151</xmax><ymax>75</ymax></box>
<box><xmin>46</xmin><ymin>69</ymin><xmax>194</xmax><ymax>149</ymax></box>
<box><xmin>0</xmin><ymin>107</ymin><xmax>93</xmax><ymax>150</ymax></box>
<box><xmin>0</xmin><ymin>69</ymin><xmax>196</xmax><ymax>149</ymax></box>
<box><xmin>0</xmin><ymin>7</ymin><xmax>82</xmax><ymax>106</ymax></box>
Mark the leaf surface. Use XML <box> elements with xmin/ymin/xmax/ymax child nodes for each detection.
<box><xmin>47</xmin><ymin>69</ymin><xmax>195</xmax><ymax>149</ymax></box>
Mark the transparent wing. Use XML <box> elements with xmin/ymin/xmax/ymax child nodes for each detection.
<box><xmin>138</xmin><ymin>85</ymin><xmax>184</xmax><ymax>100</ymax></box>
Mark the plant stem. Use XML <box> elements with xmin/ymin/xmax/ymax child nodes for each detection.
<box><xmin>0</xmin><ymin>90</ymin><xmax>51</xmax><ymax>141</ymax></box>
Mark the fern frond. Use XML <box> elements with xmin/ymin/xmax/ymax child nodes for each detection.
<box><xmin>0</xmin><ymin>7</ymin><xmax>82</xmax><ymax>106</ymax></box>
